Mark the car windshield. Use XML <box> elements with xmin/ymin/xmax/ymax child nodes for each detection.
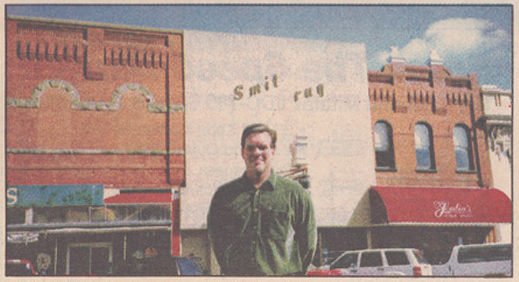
<box><xmin>331</xmin><ymin>252</ymin><xmax>358</xmax><ymax>269</ymax></box>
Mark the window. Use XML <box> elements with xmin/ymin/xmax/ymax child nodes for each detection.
<box><xmin>360</xmin><ymin>251</ymin><xmax>383</xmax><ymax>267</ymax></box>
<box><xmin>385</xmin><ymin>251</ymin><xmax>409</xmax><ymax>266</ymax></box>
<box><xmin>458</xmin><ymin>244</ymin><xmax>511</xmax><ymax>263</ymax></box>
<box><xmin>453</xmin><ymin>124</ymin><xmax>474</xmax><ymax>171</ymax></box>
<box><xmin>331</xmin><ymin>252</ymin><xmax>359</xmax><ymax>269</ymax></box>
<box><xmin>414</xmin><ymin>123</ymin><xmax>436</xmax><ymax>170</ymax></box>
<box><xmin>374</xmin><ymin>121</ymin><xmax>396</xmax><ymax>169</ymax></box>
<box><xmin>67</xmin><ymin>242</ymin><xmax>112</xmax><ymax>275</ymax></box>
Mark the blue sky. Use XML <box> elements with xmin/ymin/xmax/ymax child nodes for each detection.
<box><xmin>6</xmin><ymin>4</ymin><xmax>512</xmax><ymax>90</ymax></box>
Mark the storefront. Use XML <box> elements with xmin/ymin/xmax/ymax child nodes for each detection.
<box><xmin>326</xmin><ymin>186</ymin><xmax>513</xmax><ymax>265</ymax></box>
<box><xmin>6</xmin><ymin>185</ymin><xmax>179</xmax><ymax>276</ymax></box>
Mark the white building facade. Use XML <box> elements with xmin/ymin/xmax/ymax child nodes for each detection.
<box><xmin>481</xmin><ymin>85</ymin><xmax>512</xmax><ymax>243</ymax></box>
<box><xmin>180</xmin><ymin>30</ymin><xmax>376</xmax><ymax>274</ymax></box>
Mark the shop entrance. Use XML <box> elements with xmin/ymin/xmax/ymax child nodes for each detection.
<box><xmin>67</xmin><ymin>242</ymin><xmax>112</xmax><ymax>275</ymax></box>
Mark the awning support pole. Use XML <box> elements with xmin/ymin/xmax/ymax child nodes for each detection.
<box><xmin>123</xmin><ymin>234</ymin><xmax>127</xmax><ymax>260</ymax></box>
<box><xmin>366</xmin><ymin>228</ymin><xmax>373</xmax><ymax>249</ymax></box>
<box><xmin>54</xmin><ymin>237</ymin><xmax>58</xmax><ymax>275</ymax></box>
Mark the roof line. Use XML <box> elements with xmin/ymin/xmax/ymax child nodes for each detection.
<box><xmin>7</xmin><ymin>15</ymin><xmax>183</xmax><ymax>35</ymax></box>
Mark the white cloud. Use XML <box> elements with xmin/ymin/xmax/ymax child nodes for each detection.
<box><xmin>377</xmin><ymin>18</ymin><xmax>509</xmax><ymax>65</ymax></box>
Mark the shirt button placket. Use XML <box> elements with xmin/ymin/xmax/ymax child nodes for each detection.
<box><xmin>251</xmin><ymin>189</ymin><xmax>260</xmax><ymax>266</ymax></box>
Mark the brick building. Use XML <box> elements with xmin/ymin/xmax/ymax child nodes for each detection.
<box><xmin>340</xmin><ymin>49</ymin><xmax>511</xmax><ymax>265</ymax></box>
<box><xmin>6</xmin><ymin>16</ymin><xmax>185</xmax><ymax>275</ymax></box>
<box><xmin>5</xmin><ymin>16</ymin><xmax>511</xmax><ymax>276</ymax></box>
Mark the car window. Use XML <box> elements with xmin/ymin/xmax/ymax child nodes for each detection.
<box><xmin>458</xmin><ymin>244</ymin><xmax>512</xmax><ymax>263</ymax></box>
<box><xmin>331</xmin><ymin>252</ymin><xmax>358</xmax><ymax>269</ymax></box>
<box><xmin>385</xmin><ymin>251</ymin><xmax>409</xmax><ymax>266</ymax></box>
<box><xmin>413</xmin><ymin>250</ymin><xmax>429</xmax><ymax>264</ymax></box>
<box><xmin>360</xmin><ymin>251</ymin><xmax>383</xmax><ymax>267</ymax></box>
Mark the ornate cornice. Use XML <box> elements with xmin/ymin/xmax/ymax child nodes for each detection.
<box><xmin>7</xmin><ymin>79</ymin><xmax>184</xmax><ymax>113</ymax></box>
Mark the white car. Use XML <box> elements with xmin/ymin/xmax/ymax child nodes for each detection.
<box><xmin>308</xmin><ymin>248</ymin><xmax>432</xmax><ymax>276</ymax></box>
<box><xmin>432</xmin><ymin>243</ymin><xmax>511</xmax><ymax>276</ymax></box>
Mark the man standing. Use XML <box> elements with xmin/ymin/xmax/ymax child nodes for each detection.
<box><xmin>207</xmin><ymin>123</ymin><xmax>316</xmax><ymax>275</ymax></box>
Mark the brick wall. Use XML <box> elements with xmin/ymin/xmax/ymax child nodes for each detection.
<box><xmin>369</xmin><ymin>60</ymin><xmax>493</xmax><ymax>188</ymax></box>
<box><xmin>6</xmin><ymin>17</ymin><xmax>185</xmax><ymax>188</ymax></box>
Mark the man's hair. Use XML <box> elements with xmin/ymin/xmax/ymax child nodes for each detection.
<box><xmin>241</xmin><ymin>123</ymin><xmax>277</xmax><ymax>149</ymax></box>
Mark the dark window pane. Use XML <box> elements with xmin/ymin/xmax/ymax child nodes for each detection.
<box><xmin>69</xmin><ymin>247</ymin><xmax>90</xmax><ymax>275</ymax></box>
<box><xmin>385</xmin><ymin>251</ymin><xmax>409</xmax><ymax>266</ymax></box>
<box><xmin>360</xmin><ymin>252</ymin><xmax>383</xmax><ymax>267</ymax></box>
<box><xmin>91</xmin><ymin>247</ymin><xmax>110</xmax><ymax>275</ymax></box>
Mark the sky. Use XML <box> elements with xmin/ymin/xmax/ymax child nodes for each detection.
<box><xmin>5</xmin><ymin>4</ymin><xmax>513</xmax><ymax>90</ymax></box>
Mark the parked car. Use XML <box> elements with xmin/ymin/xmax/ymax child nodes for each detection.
<box><xmin>432</xmin><ymin>243</ymin><xmax>511</xmax><ymax>277</ymax></box>
<box><xmin>307</xmin><ymin>248</ymin><xmax>432</xmax><ymax>276</ymax></box>
<box><xmin>6</xmin><ymin>259</ymin><xmax>38</xmax><ymax>276</ymax></box>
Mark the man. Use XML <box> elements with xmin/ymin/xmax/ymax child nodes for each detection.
<box><xmin>207</xmin><ymin>123</ymin><xmax>316</xmax><ymax>275</ymax></box>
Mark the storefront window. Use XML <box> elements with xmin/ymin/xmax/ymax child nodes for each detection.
<box><xmin>68</xmin><ymin>242</ymin><xmax>112</xmax><ymax>275</ymax></box>
<box><xmin>33</xmin><ymin>207</ymin><xmax>89</xmax><ymax>224</ymax></box>
<box><xmin>107</xmin><ymin>204</ymin><xmax>171</xmax><ymax>222</ymax></box>
<box><xmin>9</xmin><ymin>204</ymin><xmax>171</xmax><ymax>226</ymax></box>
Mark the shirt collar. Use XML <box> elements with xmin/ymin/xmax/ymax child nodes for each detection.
<box><xmin>242</xmin><ymin>169</ymin><xmax>277</xmax><ymax>190</ymax></box>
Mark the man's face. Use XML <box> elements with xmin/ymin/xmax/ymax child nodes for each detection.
<box><xmin>242</xmin><ymin>132</ymin><xmax>275</xmax><ymax>177</ymax></box>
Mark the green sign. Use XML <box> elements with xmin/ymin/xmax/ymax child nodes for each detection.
<box><xmin>7</xmin><ymin>185</ymin><xmax>103</xmax><ymax>207</ymax></box>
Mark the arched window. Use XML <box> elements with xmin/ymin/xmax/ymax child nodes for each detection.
<box><xmin>414</xmin><ymin>123</ymin><xmax>436</xmax><ymax>170</ymax></box>
<box><xmin>453</xmin><ymin>124</ymin><xmax>474</xmax><ymax>171</ymax></box>
<box><xmin>374</xmin><ymin>121</ymin><xmax>396</xmax><ymax>169</ymax></box>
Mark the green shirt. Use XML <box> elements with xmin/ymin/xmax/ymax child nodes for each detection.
<box><xmin>207</xmin><ymin>171</ymin><xmax>316</xmax><ymax>275</ymax></box>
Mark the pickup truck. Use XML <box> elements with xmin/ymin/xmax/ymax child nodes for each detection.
<box><xmin>432</xmin><ymin>243</ymin><xmax>511</xmax><ymax>277</ymax></box>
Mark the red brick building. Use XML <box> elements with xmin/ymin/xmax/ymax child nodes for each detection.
<box><xmin>360</xmin><ymin>50</ymin><xmax>510</xmax><ymax>264</ymax></box>
<box><xmin>6</xmin><ymin>16</ymin><xmax>184</xmax><ymax>275</ymax></box>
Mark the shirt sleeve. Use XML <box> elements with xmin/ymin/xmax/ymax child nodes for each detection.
<box><xmin>207</xmin><ymin>189</ymin><xmax>230</xmax><ymax>274</ymax></box>
<box><xmin>295</xmin><ymin>189</ymin><xmax>317</xmax><ymax>272</ymax></box>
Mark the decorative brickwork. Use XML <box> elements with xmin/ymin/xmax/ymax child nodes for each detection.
<box><xmin>6</xmin><ymin>17</ymin><xmax>185</xmax><ymax>188</ymax></box>
<box><xmin>7</xmin><ymin>79</ymin><xmax>184</xmax><ymax>113</ymax></box>
<box><xmin>369</xmin><ymin>57</ymin><xmax>492</xmax><ymax>188</ymax></box>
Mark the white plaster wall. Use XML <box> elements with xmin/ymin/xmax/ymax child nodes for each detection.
<box><xmin>182</xmin><ymin>30</ymin><xmax>376</xmax><ymax>228</ymax></box>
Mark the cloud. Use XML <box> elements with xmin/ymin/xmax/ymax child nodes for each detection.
<box><xmin>377</xmin><ymin>18</ymin><xmax>509</xmax><ymax>65</ymax></box>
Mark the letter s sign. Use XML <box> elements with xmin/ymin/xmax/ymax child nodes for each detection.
<box><xmin>7</xmin><ymin>187</ymin><xmax>18</xmax><ymax>207</ymax></box>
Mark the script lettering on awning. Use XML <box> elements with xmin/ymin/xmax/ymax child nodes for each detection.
<box><xmin>434</xmin><ymin>201</ymin><xmax>473</xmax><ymax>219</ymax></box>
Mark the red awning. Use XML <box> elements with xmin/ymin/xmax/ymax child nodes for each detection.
<box><xmin>370</xmin><ymin>186</ymin><xmax>511</xmax><ymax>225</ymax></box>
<box><xmin>104</xmin><ymin>192</ymin><xmax>172</xmax><ymax>204</ymax></box>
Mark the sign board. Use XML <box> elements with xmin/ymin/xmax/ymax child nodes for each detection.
<box><xmin>182</xmin><ymin>30</ymin><xmax>376</xmax><ymax>228</ymax></box>
<box><xmin>7</xmin><ymin>185</ymin><xmax>104</xmax><ymax>207</ymax></box>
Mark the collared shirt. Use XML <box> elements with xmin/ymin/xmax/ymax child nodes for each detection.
<box><xmin>207</xmin><ymin>170</ymin><xmax>316</xmax><ymax>275</ymax></box>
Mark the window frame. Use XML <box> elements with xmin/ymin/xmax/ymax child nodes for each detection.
<box><xmin>453</xmin><ymin>123</ymin><xmax>476</xmax><ymax>173</ymax></box>
<box><xmin>414</xmin><ymin>122</ymin><xmax>437</xmax><ymax>172</ymax></box>
<box><xmin>374</xmin><ymin>120</ymin><xmax>397</xmax><ymax>171</ymax></box>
